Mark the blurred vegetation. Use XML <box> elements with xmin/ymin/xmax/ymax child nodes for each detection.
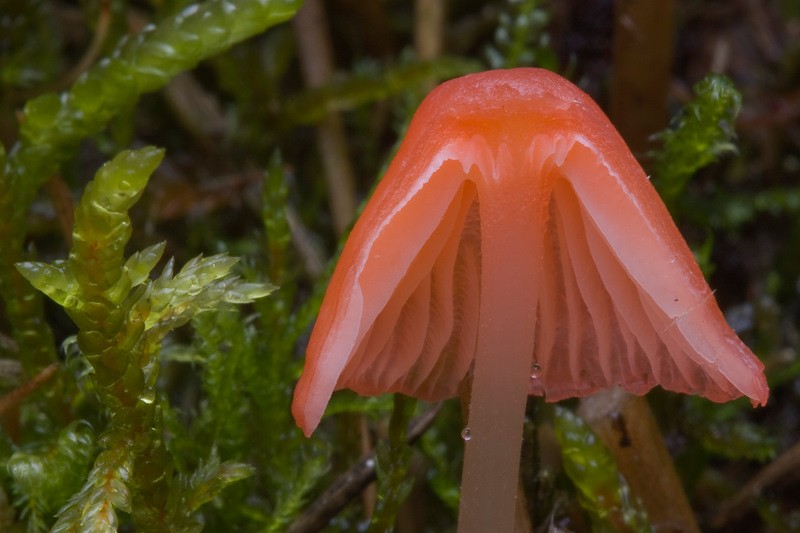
<box><xmin>0</xmin><ymin>0</ymin><xmax>798</xmax><ymax>531</ymax></box>
<box><xmin>654</xmin><ymin>74</ymin><xmax>742</xmax><ymax>209</ymax></box>
<box><xmin>554</xmin><ymin>406</ymin><xmax>651</xmax><ymax>533</ymax></box>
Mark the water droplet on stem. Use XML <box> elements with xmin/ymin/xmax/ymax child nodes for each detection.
<box><xmin>461</xmin><ymin>427</ymin><xmax>472</xmax><ymax>441</ymax></box>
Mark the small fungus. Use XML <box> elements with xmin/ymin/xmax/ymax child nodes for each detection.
<box><xmin>292</xmin><ymin>68</ymin><xmax>769</xmax><ymax>531</ymax></box>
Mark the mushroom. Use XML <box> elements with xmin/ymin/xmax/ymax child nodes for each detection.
<box><xmin>291</xmin><ymin>68</ymin><xmax>769</xmax><ymax>531</ymax></box>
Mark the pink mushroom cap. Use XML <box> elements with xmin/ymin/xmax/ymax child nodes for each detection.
<box><xmin>292</xmin><ymin>68</ymin><xmax>769</xmax><ymax>437</ymax></box>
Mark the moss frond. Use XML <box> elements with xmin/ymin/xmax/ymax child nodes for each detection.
<box><xmin>554</xmin><ymin>406</ymin><xmax>652</xmax><ymax>533</ymax></box>
<box><xmin>17</xmin><ymin>148</ymin><xmax>273</xmax><ymax>531</ymax></box>
<box><xmin>654</xmin><ymin>74</ymin><xmax>743</xmax><ymax>205</ymax></box>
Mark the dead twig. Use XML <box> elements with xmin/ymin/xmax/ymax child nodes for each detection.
<box><xmin>55</xmin><ymin>0</ymin><xmax>112</xmax><ymax>91</ymax></box>
<box><xmin>711</xmin><ymin>439</ymin><xmax>800</xmax><ymax>529</ymax></box>
<box><xmin>414</xmin><ymin>0</ymin><xmax>445</xmax><ymax>93</ymax></box>
<box><xmin>578</xmin><ymin>389</ymin><xmax>701</xmax><ymax>533</ymax></box>
<box><xmin>0</xmin><ymin>363</ymin><xmax>59</xmax><ymax>417</ymax></box>
<box><xmin>415</xmin><ymin>0</ymin><xmax>445</xmax><ymax>61</ymax></box>
<box><xmin>287</xmin><ymin>404</ymin><xmax>441</xmax><ymax>533</ymax></box>
<box><xmin>294</xmin><ymin>0</ymin><xmax>358</xmax><ymax>237</ymax></box>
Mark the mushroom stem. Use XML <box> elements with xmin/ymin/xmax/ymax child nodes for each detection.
<box><xmin>458</xmin><ymin>176</ymin><xmax>536</xmax><ymax>532</ymax></box>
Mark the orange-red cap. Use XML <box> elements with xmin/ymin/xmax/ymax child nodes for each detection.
<box><xmin>292</xmin><ymin>68</ymin><xmax>769</xmax><ymax>437</ymax></box>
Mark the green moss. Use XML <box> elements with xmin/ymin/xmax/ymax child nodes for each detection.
<box><xmin>554</xmin><ymin>406</ymin><xmax>652</xmax><ymax>533</ymax></box>
<box><xmin>17</xmin><ymin>148</ymin><xmax>273</xmax><ymax>531</ymax></box>
<box><xmin>654</xmin><ymin>74</ymin><xmax>742</xmax><ymax>207</ymax></box>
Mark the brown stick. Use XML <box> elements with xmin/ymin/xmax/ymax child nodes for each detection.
<box><xmin>286</xmin><ymin>405</ymin><xmax>441</xmax><ymax>533</ymax></box>
<box><xmin>414</xmin><ymin>0</ymin><xmax>445</xmax><ymax>95</ymax></box>
<box><xmin>45</xmin><ymin>0</ymin><xmax>112</xmax><ymax>94</ymax></box>
<box><xmin>415</xmin><ymin>0</ymin><xmax>445</xmax><ymax>61</ymax></box>
<box><xmin>294</xmin><ymin>0</ymin><xmax>358</xmax><ymax>236</ymax></box>
<box><xmin>610</xmin><ymin>0</ymin><xmax>674</xmax><ymax>157</ymax></box>
<box><xmin>0</xmin><ymin>363</ymin><xmax>59</xmax><ymax>417</ymax></box>
<box><xmin>163</xmin><ymin>73</ymin><xmax>227</xmax><ymax>149</ymax></box>
<box><xmin>578</xmin><ymin>389</ymin><xmax>701</xmax><ymax>533</ymax></box>
<box><xmin>711</xmin><ymin>438</ymin><xmax>800</xmax><ymax>528</ymax></box>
